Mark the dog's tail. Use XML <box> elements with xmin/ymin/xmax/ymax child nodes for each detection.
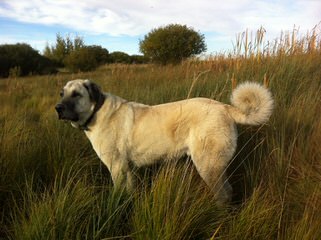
<box><xmin>227</xmin><ymin>82</ymin><xmax>274</xmax><ymax>125</ymax></box>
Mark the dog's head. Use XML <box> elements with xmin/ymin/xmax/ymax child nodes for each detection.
<box><xmin>55</xmin><ymin>79</ymin><xmax>104</xmax><ymax>129</ymax></box>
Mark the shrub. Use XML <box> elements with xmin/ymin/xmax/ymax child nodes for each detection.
<box><xmin>109</xmin><ymin>51</ymin><xmax>131</xmax><ymax>64</ymax></box>
<box><xmin>85</xmin><ymin>45</ymin><xmax>110</xmax><ymax>65</ymax></box>
<box><xmin>64</xmin><ymin>47</ymin><xmax>98</xmax><ymax>72</ymax></box>
<box><xmin>130</xmin><ymin>54</ymin><xmax>149</xmax><ymax>64</ymax></box>
<box><xmin>64</xmin><ymin>45</ymin><xmax>110</xmax><ymax>72</ymax></box>
<box><xmin>0</xmin><ymin>43</ymin><xmax>56</xmax><ymax>77</ymax></box>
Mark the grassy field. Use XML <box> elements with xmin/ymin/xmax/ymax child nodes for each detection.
<box><xmin>0</xmin><ymin>28</ymin><xmax>320</xmax><ymax>239</ymax></box>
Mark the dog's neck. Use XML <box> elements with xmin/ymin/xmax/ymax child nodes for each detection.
<box><xmin>79</xmin><ymin>95</ymin><xmax>105</xmax><ymax>131</ymax></box>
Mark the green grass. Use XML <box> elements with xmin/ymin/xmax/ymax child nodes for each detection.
<box><xmin>1</xmin><ymin>28</ymin><xmax>321</xmax><ymax>239</ymax></box>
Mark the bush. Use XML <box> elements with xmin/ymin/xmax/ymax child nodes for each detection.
<box><xmin>139</xmin><ymin>24</ymin><xmax>207</xmax><ymax>64</ymax></box>
<box><xmin>86</xmin><ymin>45</ymin><xmax>110</xmax><ymax>65</ymax></box>
<box><xmin>64</xmin><ymin>45</ymin><xmax>109</xmax><ymax>72</ymax></box>
<box><xmin>0</xmin><ymin>43</ymin><xmax>56</xmax><ymax>77</ymax></box>
<box><xmin>130</xmin><ymin>54</ymin><xmax>149</xmax><ymax>64</ymax></box>
<box><xmin>64</xmin><ymin>47</ymin><xmax>98</xmax><ymax>72</ymax></box>
<box><xmin>109</xmin><ymin>52</ymin><xmax>148</xmax><ymax>64</ymax></box>
<box><xmin>109</xmin><ymin>51</ymin><xmax>131</xmax><ymax>64</ymax></box>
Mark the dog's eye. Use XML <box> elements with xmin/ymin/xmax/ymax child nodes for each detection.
<box><xmin>60</xmin><ymin>91</ymin><xmax>64</xmax><ymax>97</ymax></box>
<box><xmin>71</xmin><ymin>91</ymin><xmax>81</xmax><ymax>98</ymax></box>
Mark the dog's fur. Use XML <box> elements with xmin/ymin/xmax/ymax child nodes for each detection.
<box><xmin>55</xmin><ymin>79</ymin><xmax>273</xmax><ymax>204</ymax></box>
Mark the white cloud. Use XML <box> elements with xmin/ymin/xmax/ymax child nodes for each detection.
<box><xmin>0</xmin><ymin>0</ymin><xmax>320</xmax><ymax>53</ymax></box>
<box><xmin>1</xmin><ymin>0</ymin><xmax>320</xmax><ymax>36</ymax></box>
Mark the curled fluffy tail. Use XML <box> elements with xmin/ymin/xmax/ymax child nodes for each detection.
<box><xmin>227</xmin><ymin>82</ymin><xmax>274</xmax><ymax>125</ymax></box>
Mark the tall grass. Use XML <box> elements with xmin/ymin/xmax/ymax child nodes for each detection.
<box><xmin>1</xmin><ymin>25</ymin><xmax>320</xmax><ymax>239</ymax></box>
<box><xmin>131</xmin><ymin>161</ymin><xmax>226</xmax><ymax>240</ymax></box>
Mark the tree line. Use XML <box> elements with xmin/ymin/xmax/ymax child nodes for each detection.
<box><xmin>0</xmin><ymin>24</ymin><xmax>206</xmax><ymax>77</ymax></box>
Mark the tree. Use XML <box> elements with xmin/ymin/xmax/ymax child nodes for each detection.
<box><xmin>44</xmin><ymin>34</ymin><xmax>84</xmax><ymax>66</ymax></box>
<box><xmin>44</xmin><ymin>34</ymin><xmax>111</xmax><ymax>72</ymax></box>
<box><xmin>139</xmin><ymin>24</ymin><xmax>206</xmax><ymax>64</ymax></box>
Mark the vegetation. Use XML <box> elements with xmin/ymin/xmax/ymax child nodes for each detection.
<box><xmin>109</xmin><ymin>51</ymin><xmax>131</xmax><ymax>64</ymax></box>
<box><xmin>0</xmin><ymin>26</ymin><xmax>320</xmax><ymax>239</ymax></box>
<box><xmin>44</xmin><ymin>35</ymin><xmax>111</xmax><ymax>72</ymax></box>
<box><xmin>108</xmin><ymin>51</ymin><xmax>148</xmax><ymax>64</ymax></box>
<box><xmin>0</xmin><ymin>43</ymin><xmax>56</xmax><ymax>77</ymax></box>
<box><xmin>139</xmin><ymin>24</ymin><xmax>207</xmax><ymax>64</ymax></box>
<box><xmin>44</xmin><ymin>34</ymin><xmax>85</xmax><ymax>67</ymax></box>
<box><xmin>0</xmin><ymin>25</ymin><xmax>204</xmax><ymax>77</ymax></box>
<box><xmin>44</xmin><ymin>34</ymin><xmax>148</xmax><ymax>72</ymax></box>
<box><xmin>64</xmin><ymin>45</ymin><xmax>110</xmax><ymax>72</ymax></box>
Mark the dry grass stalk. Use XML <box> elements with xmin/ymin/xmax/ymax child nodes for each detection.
<box><xmin>263</xmin><ymin>73</ymin><xmax>269</xmax><ymax>88</ymax></box>
<box><xmin>231</xmin><ymin>73</ymin><xmax>237</xmax><ymax>90</ymax></box>
<box><xmin>187</xmin><ymin>70</ymin><xmax>211</xmax><ymax>99</ymax></box>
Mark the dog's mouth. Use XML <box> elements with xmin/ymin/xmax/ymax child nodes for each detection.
<box><xmin>56</xmin><ymin>111</ymin><xmax>65</xmax><ymax>120</ymax></box>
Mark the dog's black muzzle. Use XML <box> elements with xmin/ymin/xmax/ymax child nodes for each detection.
<box><xmin>55</xmin><ymin>103</ymin><xmax>79</xmax><ymax>121</ymax></box>
<box><xmin>55</xmin><ymin>103</ymin><xmax>65</xmax><ymax>119</ymax></box>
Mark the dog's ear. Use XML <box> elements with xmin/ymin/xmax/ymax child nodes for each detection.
<box><xmin>83</xmin><ymin>80</ymin><xmax>103</xmax><ymax>103</ymax></box>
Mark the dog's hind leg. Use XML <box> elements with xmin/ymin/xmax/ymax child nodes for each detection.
<box><xmin>190</xmin><ymin>137</ymin><xmax>235</xmax><ymax>205</ymax></box>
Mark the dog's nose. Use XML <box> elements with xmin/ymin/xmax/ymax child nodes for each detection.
<box><xmin>55</xmin><ymin>103</ymin><xmax>65</xmax><ymax>113</ymax></box>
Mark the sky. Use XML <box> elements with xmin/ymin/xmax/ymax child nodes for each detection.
<box><xmin>0</xmin><ymin>0</ymin><xmax>320</xmax><ymax>55</ymax></box>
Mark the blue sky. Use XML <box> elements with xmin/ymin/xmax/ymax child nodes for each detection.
<box><xmin>0</xmin><ymin>0</ymin><xmax>320</xmax><ymax>55</ymax></box>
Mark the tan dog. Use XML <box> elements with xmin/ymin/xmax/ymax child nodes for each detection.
<box><xmin>55</xmin><ymin>79</ymin><xmax>273</xmax><ymax>204</ymax></box>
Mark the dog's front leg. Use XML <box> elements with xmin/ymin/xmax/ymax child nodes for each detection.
<box><xmin>108</xmin><ymin>158</ymin><xmax>134</xmax><ymax>192</ymax></box>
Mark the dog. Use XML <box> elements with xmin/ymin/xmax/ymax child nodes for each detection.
<box><xmin>55</xmin><ymin>79</ymin><xmax>273</xmax><ymax>204</ymax></box>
